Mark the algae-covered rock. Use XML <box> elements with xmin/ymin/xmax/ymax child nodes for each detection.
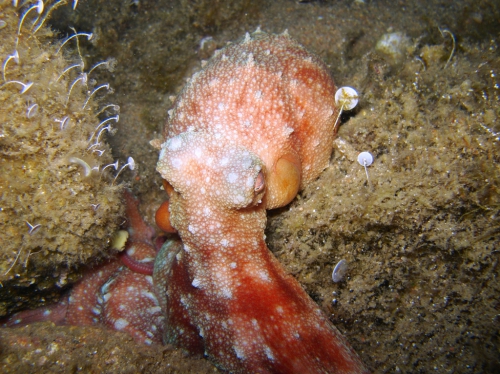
<box><xmin>1</xmin><ymin>0</ymin><xmax>498</xmax><ymax>372</ymax></box>
<box><xmin>0</xmin><ymin>1</ymin><xmax>124</xmax><ymax>316</ymax></box>
<box><xmin>375</xmin><ymin>32</ymin><xmax>411</xmax><ymax>64</ymax></box>
<box><xmin>267</xmin><ymin>35</ymin><xmax>500</xmax><ymax>373</ymax></box>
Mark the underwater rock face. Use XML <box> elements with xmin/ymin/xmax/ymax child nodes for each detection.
<box><xmin>2</xmin><ymin>0</ymin><xmax>499</xmax><ymax>372</ymax></box>
<box><xmin>0</xmin><ymin>2</ymin><xmax>123</xmax><ymax>315</ymax></box>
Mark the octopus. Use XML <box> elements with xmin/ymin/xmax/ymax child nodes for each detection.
<box><xmin>3</xmin><ymin>31</ymin><xmax>369</xmax><ymax>373</ymax></box>
<box><xmin>2</xmin><ymin>191</ymin><xmax>165</xmax><ymax>346</ymax></box>
<box><xmin>154</xmin><ymin>31</ymin><xmax>369</xmax><ymax>373</ymax></box>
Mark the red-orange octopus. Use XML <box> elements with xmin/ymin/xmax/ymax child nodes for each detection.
<box><xmin>3</xmin><ymin>30</ymin><xmax>368</xmax><ymax>374</ymax></box>
<box><xmin>155</xmin><ymin>31</ymin><xmax>369</xmax><ymax>373</ymax></box>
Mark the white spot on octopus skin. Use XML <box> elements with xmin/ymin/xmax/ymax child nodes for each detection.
<box><xmin>192</xmin><ymin>278</ymin><xmax>201</xmax><ymax>288</ymax></box>
<box><xmin>246</xmin><ymin>176</ymin><xmax>254</xmax><ymax>187</ymax></box>
<box><xmin>234</xmin><ymin>345</ymin><xmax>246</xmax><ymax>359</ymax></box>
<box><xmin>264</xmin><ymin>345</ymin><xmax>275</xmax><ymax>361</ymax></box>
<box><xmin>221</xmin><ymin>286</ymin><xmax>232</xmax><ymax>299</ymax></box>
<box><xmin>168</xmin><ymin>136</ymin><xmax>183</xmax><ymax>151</ymax></box>
<box><xmin>141</xmin><ymin>291</ymin><xmax>157</xmax><ymax>302</ymax></box>
<box><xmin>257</xmin><ymin>269</ymin><xmax>270</xmax><ymax>282</ymax></box>
<box><xmin>171</xmin><ymin>157</ymin><xmax>183</xmax><ymax>170</ymax></box>
<box><xmin>233</xmin><ymin>194</ymin><xmax>245</xmax><ymax>204</ymax></box>
<box><xmin>114</xmin><ymin>318</ymin><xmax>129</xmax><ymax>330</ymax></box>
<box><xmin>227</xmin><ymin>172</ymin><xmax>238</xmax><ymax>184</ymax></box>
<box><xmin>148</xmin><ymin>306</ymin><xmax>162</xmax><ymax>314</ymax></box>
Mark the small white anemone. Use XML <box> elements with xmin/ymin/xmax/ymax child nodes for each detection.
<box><xmin>357</xmin><ymin>151</ymin><xmax>374</xmax><ymax>186</ymax></box>
<box><xmin>112</xmin><ymin>157</ymin><xmax>136</xmax><ymax>185</ymax></box>
<box><xmin>333</xmin><ymin>86</ymin><xmax>359</xmax><ymax>133</ymax></box>
<box><xmin>68</xmin><ymin>157</ymin><xmax>92</xmax><ymax>177</ymax></box>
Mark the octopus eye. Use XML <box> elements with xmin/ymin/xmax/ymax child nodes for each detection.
<box><xmin>254</xmin><ymin>171</ymin><xmax>265</xmax><ymax>193</ymax></box>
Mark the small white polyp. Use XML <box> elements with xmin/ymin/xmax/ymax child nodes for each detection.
<box><xmin>357</xmin><ymin>151</ymin><xmax>373</xmax><ymax>167</ymax></box>
<box><xmin>357</xmin><ymin>151</ymin><xmax>374</xmax><ymax>185</ymax></box>
<box><xmin>335</xmin><ymin>87</ymin><xmax>359</xmax><ymax>110</ymax></box>
<box><xmin>333</xmin><ymin>86</ymin><xmax>359</xmax><ymax>133</ymax></box>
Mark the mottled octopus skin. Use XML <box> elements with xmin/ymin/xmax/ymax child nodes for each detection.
<box><xmin>2</xmin><ymin>191</ymin><xmax>164</xmax><ymax>346</ymax></box>
<box><xmin>156</xmin><ymin>32</ymin><xmax>369</xmax><ymax>373</ymax></box>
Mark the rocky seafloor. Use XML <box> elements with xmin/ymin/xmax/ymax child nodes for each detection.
<box><xmin>1</xmin><ymin>0</ymin><xmax>499</xmax><ymax>373</ymax></box>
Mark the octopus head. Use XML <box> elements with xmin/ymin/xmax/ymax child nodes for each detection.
<box><xmin>157</xmin><ymin>132</ymin><xmax>265</xmax><ymax>210</ymax></box>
